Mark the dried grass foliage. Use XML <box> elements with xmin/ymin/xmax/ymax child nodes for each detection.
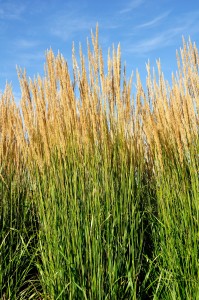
<box><xmin>0</xmin><ymin>27</ymin><xmax>198</xmax><ymax>173</ymax></box>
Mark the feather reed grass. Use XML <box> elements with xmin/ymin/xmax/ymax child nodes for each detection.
<box><xmin>0</xmin><ymin>26</ymin><xmax>199</xmax><ymax>299</ymax></box>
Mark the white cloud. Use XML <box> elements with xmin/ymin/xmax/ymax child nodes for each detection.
<box><xmin>136</xmin><ymin>11</ymin><xmax>171</xmax><ymax>29</ymax></box>
<box><xmin>0</xmin><ymin>2</ymin><xmax>25</xmax><ymax>20</ymax></box>
<box><xmin>16</xmin><ymin>52</ymin><xmax>45</xmax><ymax>69</ymax></box>
<box><xmin>119</xmin><ymin>0</ymin><xmax>145</xmax><ymax>14</ymax></box>
<box><xmin>13</xmin><ymin>39</ymin><xmax>39</xmax><ymax>49</ymax></box>
<box><xmin>47</xmin><ymin>7</ymin><xmax>96</xmax><ymax>42</ymax></box>
<box><xmin>123</xmin><ymin>9</ymin><xmax>199</xmax><ymax>55</ymax></box>
<box><xmin>126</xmin><ymin>26</ymin><xmax>186</xmax><ymax>54</ymax></box>
<box><xmin>51</xmin><ymin>17</ymin><xmax>94</xmax><ymax>41</ymax></box>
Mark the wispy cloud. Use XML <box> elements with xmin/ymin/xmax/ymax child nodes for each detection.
<box><xmin>175</xmin><ymin>10</ymin><xmax>199</xmax><ymax>36</ymax></box>
<box><xmin>123</xmin><ymin>9</ymin><xmax>199</xmax><ymax>55</ymax></box>
<box><xmin>0</xmin><ymin>71</ymin><xmax>10</xmax><ymax>79</ymax></box>
<box><xmin>13</xmin><ymin>38</ymin><xmax>39</xmax><ymax>49</ymax></box>
<box><xmin>51</xmin><ymin>18</ymin><xmax>94</xmax><ymax>41</ymax></box>
<box><xmin>136</xmin><ymin>11</ymin><xmax>171</xmax><ymax>29</ymax></box>
<box><xmin>15</xmin><ymin>52</ymin><xmax>45</xmax><ymax>69</ymax></box>
<box><xmin>126</xmin><ymin>26</ymin><xmax>186</xmax><ymax>55</ymax></box>
<box><xmin>119</xmin><ymin>0</ymin><xmax>144</xmax><ymax>14</ymax></box>
<box><xmin>49</xmin><ymin>9</ymin><xmax>95</xmax><ymax>41</ymax></box>
<box><xmin>0</xmin><ymin>2</ymin><xmax>25</xmax><ymax>20</ymax></box>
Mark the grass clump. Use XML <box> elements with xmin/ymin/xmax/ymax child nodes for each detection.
<box><xmin>0</xmin><ymin>26</ymin><xmax>199</xmax><ymax>299</ymax></box>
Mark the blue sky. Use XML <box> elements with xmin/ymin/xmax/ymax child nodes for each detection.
<box><xmin>0</xmin><ymin>0</ymin><xmax>199</xmax><ymax>102</ymax></box>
